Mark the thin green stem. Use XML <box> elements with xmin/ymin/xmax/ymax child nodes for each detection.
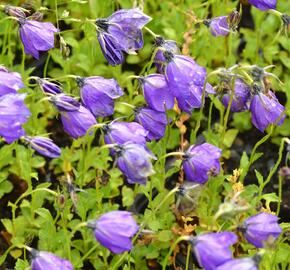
<box><xmin>185</xmin><ymin>243</ymin><xmax>191</xmax><ymax>270</ymax></box>
<box><xmin>259</xmin><ymin>138</ymin><xmax>285</xmax><ymax>197</ymax></box>
<box><xmin>207</xmin><ymin>97</ymin><xmax>214</xmax><ymax>132</ymax></box>
<box><xmin>162</xmin><ymin>236</ymin><xmax>190</xmax><ymax>270</ymax></box>
<box><xmin>219</xmin><ymin>78</ymin><xmax>236</xmax><ymax>148</ymax></box>
<box><xmin>81</xmin><ymin>244</ymin><xmax>99</xmax><ymax>262</ymax></box>
<box><xmin>191</xmin><ymin>77</ymin><xmax>208</xmax><ymax>143</ymax></box>
<box><xmin>144</xmin><ymin>26</ymin><xmax>158</xmax><ymax>38</ymax></box>
<box><xmin>239</xmin><ymin>127</ymin><xmax>274</xmax><ymax>183</ymax></box>
<box><xmin>277</xmin><ymin>175</ymin><xmax>283</xmax><ymax>216</ymax></box>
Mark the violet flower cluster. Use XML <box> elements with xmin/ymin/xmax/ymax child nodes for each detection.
<box><xmin>189</xmin><ymin>211</ymin><xmax>281</xmax><ymax>270</ymax></box>
<box><xmin>220</xmin><ymin>68</ymin><xmax>285</xmax><ymax>132</ymax></box>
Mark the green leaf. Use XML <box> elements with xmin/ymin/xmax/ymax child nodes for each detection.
<box><xmin>122</xmin><ymin>186</ymin><xmax>134</xmax><ymax>207</ymax></box>
<box><xmin>255</xmin><ymin>170</ymin><xmax>264</xmax><ymax>186</ymax></box>
<box><xmin>223</xmin><ymin>129</ymin><xmax>239</xmax><ymax>148</ymax></box>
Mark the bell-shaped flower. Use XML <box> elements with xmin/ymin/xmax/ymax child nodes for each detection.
<box><xmin>204</xmin><ymin>16</ymin><xmax>230</xmax><ymax>37</ymax></box>
<box><xmin>49</xmin><ymin>94</ymin><xmax>97</xmax><ymax>138</ymax></box>
<box><xmin>140</xmin><ymin>74</ymin><xmax>174</xmax><ymax>112</ymax></box>
<box><xmin>50</xmin><ymin>94</ymin><xmax>80</xmax><ymax>112</ymax></box>
<box><xmin>30</xmin><ymin>249</ymin><xmax>73</xmax><ymax>270</ymax></box>
<box><xmin>104</xmin><ymin>121</ymin><xmax>148</xmax><ymax>146</ymax></box>
<box><xmin>240</xmin><ymin>212</ymin><xmax>282</xmax><ymax>248</ymax></box>
<box><xmin>190</xmin><ymin>232</ymin><xmax>238</xmax><ymax>270</ymax></box>
<box><xmin>0</xmin><ymin>66</ymin><xmax>24</xmax><ymax>96</ymax></box>
<box><xmin>134</xmin><ymin>107</ymin><xmax>167</xmax><ymax>141</ymax></box>
<box><xmin>216</xmin><ymin>254</ymin><xmax>262</xmax><ymax>270</ymax></box>
<box><xmin>37</xmin><ymin>78</ymin><xmax>62</xmax><ymax>95</ymax></box>
<box><xmin>222</xmin><ymin>78</ymin><xmax>251</xmax><ymax>112</ymax></box>
<box><xmin>78</xmin><ymin>76</ymin><xmax>123</xmax><ymax>117</ymax></box>
<box><xmin>95</xmin><ymin>8</ymin><xmax>151</xmax><ymax>65</ymax></box>
<box><xmin>0</xmin><ymin>93</ymin><xmax>30</xmax><ymax>143</ymax></box>
<box><xmin>164</xmin><ymin>52</ymin><xmax>212</xmax><ymax>113</ymax></box>
<box><xmin>87</xmin><ymin>210</ymin><xmax>139</xmax><ymax>254</ymax></box>
<box><xmin>19</xmin><ymin>18</ymin><xmax>58</xmax><ymax>59</ymax></box>
<box><xmin>250</xmin><ymin>90</ymin><xmax>285</xmax><ymax>132</ymax></box>
<box><xmin>115</xmin><ymin>142</ymin><xmax>156</xmax><ymax>184</ymax></box>
<box><xmin>183</xmin><ymin>143</ymin><xmax>222</xmax><ymax>184</ymax></box>
<box><xmin>60</xmin><ymin>106</ymin><xmax>97</xmax><ymax>139</ymax></box>
<box><xmin>248</xmin><ymin>0</ymin><xmax>276</xmax><ymax>11</ymax></box>
<box><xmin>23</xmin><ymin>136</ymin><xmax>61</xmax><ymax>158</ymax></box>
<box><xmin>154</xmin><ymin>36</ymin><xmax>179</xmax><ymax>73</ymax></box>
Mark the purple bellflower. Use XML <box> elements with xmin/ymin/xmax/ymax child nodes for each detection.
<box><xmin>23</xmin><ymin>136</ymin><xmax>61</xmax><ymax>158</ymax></box>
<box><xmin>183</xmin><ymin>143</ymin><xmax>222</xmax><ymax>184</ymax></box>
<box><xmin>140</xmin><ymin>74</ymin><xmax>174</xmax><ymax>112</ymax></box>
<box><xmin>248</xmin><ymin>0</ymin><xmax>277</xmax><ymax>11</ymax></box>
<box><xmin>222</xmin><ymin>78</ymin><xmax>251</xmax><ymax>112</ymax></box>
<box><xmin>134</xmin><ymin>107</ymin><xmax>167</xmax><ymax>141</ymax></box>
<box><xmin>0</xmin><ymin>93</ymin><xmax>30</xmax><ymax>143</ymax></box>
<box><xmin>115</xmin><ymin>142</ymin><xmax>156</xmax><ymax>184</ymax></box>
<box><xmin>87</xmin><ymin>211</ymin><xmax>139</xmax><ymax>254</ymax></box>
<box><xmin>77</xmin><ymin>76</ymin><xmax>123</xmax><ymax>117</ymax></box>
<box><xmin>154</xmin><ymin>36</ymin><xmax>179</xmax><ymax>73</ymax></box>
<box><xmin>250</xmin><ymin>87</ymin><xmax>285</xmax><ymax>132</ymax></box>
<box><xmin>164</xmin><ymin>52</ymin><xmax>213</xmax><ymax>114</ymax></box>
<box><xmin>0</xmin><ymin>66</ymin><xmax>24</xmax><ymax>96</ymax></box>
<box><xmin>49</xmin><ymin>94</ymin><xmax>97</xmax><ymax>138</ymax></box>
<box><xmin>19</xmin><ymin>18</ymin><xmax>58</xmax><ymax>59</ymax></box>
<box><xmin>204</xmin><ymin>16</ymin><xmax>230</xmax><ymax>37</ymax></box>
<box><xmin>95</xmin><ymin>8</ymin><xmax>151</xmax><ymax>65</ymax></box>
<box><xmin>190</xmin><ymin>232</ymin><xmax>238</xmax><ymax>270</ymax></box>
<box><xmin>60</xmin><ymin>106</ymin><xmax>97</xmax><ymax>139</ymax></box>
<box><xmin>104</xmin><ymin>121</ymin><xmax>148</xmax><ymax>146</ymax></box>
<box><xmin>240</xmin><ymin>212</ymin><xmax>282</xmax><ymax>248</ymax></box>
<box><xmin>31</xmin><ymin>249</ymin><xmax>73</xmax><ymax>270</ymax></box>
<box><xmin>37</xmin><ymin>78</ymin><xmax>62</xmax><ymax>95</ymax></box>
<box><xmin>216</xmin><ymin>254</ymin><xmax>262</xmax><ymax>270</ymax></box>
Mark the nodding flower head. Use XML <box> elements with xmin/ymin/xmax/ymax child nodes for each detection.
<box><xmin>239</xmin><ymin>212</ymin><xmax>282</xmax><ymax>248</ymax></box>
<box><xmin>19</xmin><ymin>19</ymin><xmax>58</xmax><ymax>59</ymax></box>
<box><xmin>95</xmin><ymin>8</ymin><xmax>151</xmax><ymax>66</ymax></box>
<box><xmin>248</xmin><ymin>0</ymin><xmax>277</xmax><ymax>11</ymax></box>
<box><xmin>216</xmin><ymin>253</ymin><xmax>263</xmax><ymax>270</ymax></box>
<box><xmin>115</xmin><ymin>142</ymin><xmax>156</xmax><ymax>185</ymax></box>
<box><xmin>87</xmin><ymin>210</ymin><xmax>139</xmax><ymax>254</ymax></box>
<box><xmin>190</xmin><ymin>232</ymin><xmax>238</xmax><ymax>270</ymax></box>
<box><xmin>0</xmin><ymin>66</ymin><xmax>24</xmax><ymax>96</ymax></box>
<box><xmin>30</xmin><ymin>249</ymin><xmax>73</xmax><ymax>270</ymax></box>
<box><xmin>183</xmin><ymin>143</ymin><xmax>222</xmax><ymax>184</ymax></box>
<box><xmin>79</xmin><ymin>76</ymin><xmax>123</xmax><ymax>117</ymax></box>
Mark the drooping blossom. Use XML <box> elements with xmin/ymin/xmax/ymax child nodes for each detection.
<box><xmin>87</xmin><ymin>211</ymin><xmax>139</xmax><ymax>254</ymax></box>
<box><xmin>250</xmin><ymin>88</ymin><xmax>285</xmax><ymax>132</ymax></box>
<box><xmin>154</xmin><ymin>36</ymin><xmax>179</xmax><ymax>73</ymax></box>
<box><xmin>23</xmin><ymin>136</ymin><xmax>61</xmax><ymax>158</ymax></box>
<box><xmin>183</xmin><ymin>143</ymin><xmax>222</xmax><ymax>184</ymax></box>
<box><xmin>49</xmin><ymin>94</ymin><xmax>97</xmax><ymax>138</ymax></box>
<box><xmin>0</xmin><ymin>66</ymin><xmax>24</xmax><ymax>96</ymax></box>
<box><xmin>115</xmin><ymin>142</ymin><xmax>156</xmax><ymax>184</ymax></box>
<box><xmin>0</xmin><ymin>93</ymin><xmax>30</xmax><ymax>143</ymax></box>
<box><xmin>95</xmin><ymin>8</ymin><xmax>151</xmax><ymax>65</ymax></box>
<box><xmin>134</xmin><ymin>107</ymin><xmax>167</xmax><ymax>141</ymax></box>
<box><xmin>164</xmin><ymin>52</ymin><xmax>213</xmax><ymax>113</ymax></box>
<box><xmin>103</xmin><ymin>121</ymin><xmax>148</xmax><ymax>146</ymax></box>
<box><xmin>19</xmin><ymin>19</ymin><xmax>58</xmax><ymax>59</ymax></box>
<box><xmin>221</xmin><ymin>78</ymin><xmax>251</xmax><ymax>112</ymax></box>
<box><xmin>216</xmin><ymin>254</ymin><xmax>262</xmax><ymax>270</ymax></box>
<box><xmin>77</xmin><ymin>76</ymin><xmax>123</xmax><ymax>117</ymax></box>
<box><xmin>190</xmin><ymin>232</ymin><xmax>238</xmax><ymax>270</ymax></box>
<box><xmin>248</xmin><ymin>0</ymin><xmax>277</xmax><ymax>11</ymax></box>
<box><xmin>204</xmin><ymin>16</ymin><xmax>230</xmax><ymax>37</ymax></box>
<box><xmin>140</xmin><ymin>74</ymin><xmax>174</xmax><ymax>112</ymax></box>
<box><xmin>37</xmin><ymin>78</ymin><xmax>62</xmax><ymax>95</ymax></box>
<box><xmin>30</xmin><ymin>249</ymin><xmax>73</xmax><ymax>270</ymax></box>
<box><xmin>240</xmin><ymin>212</ymin><xmax>282</xmax><ymax>248</ymax></box>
